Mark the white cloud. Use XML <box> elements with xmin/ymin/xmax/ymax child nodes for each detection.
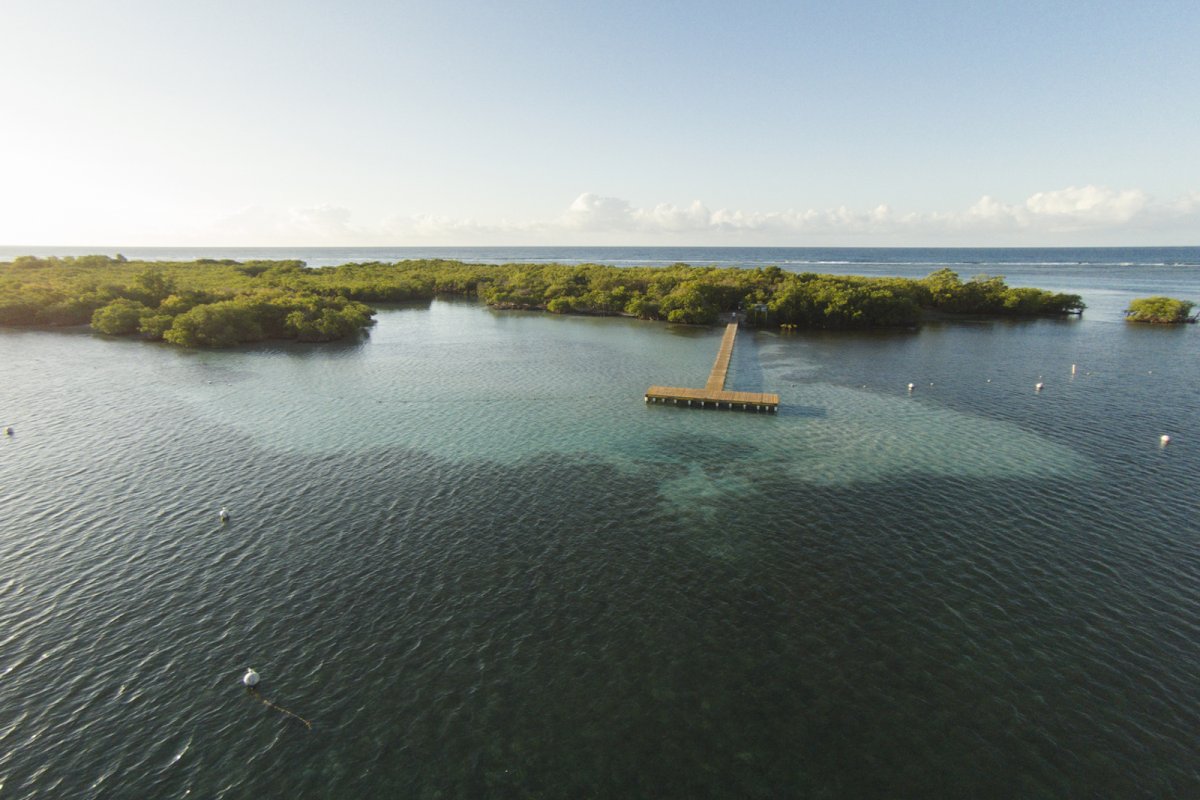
<box><xmin>635</xmin><ymin>200</ymin><xmax>714</xmax><ymax>232</ymax></box>
<box><xmin>1024</xmin><ymin>185</ymin><xmax>1148</xmax><ymax>226</ymax></box>
<box><xmin>562</xmin><ymin>192</ymin><xmax>636</xmax><ymax>231</ymax></box>
<box><xmin>192</xmin><ymin>186</ymin><xmax>1200</xmax><ymax>245</ymax></box>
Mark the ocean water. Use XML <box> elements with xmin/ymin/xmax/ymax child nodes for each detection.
<box><xmin>1</xmin><ymin>248</ymin><xmax>1198</xmax><ymax>797</ymax></box>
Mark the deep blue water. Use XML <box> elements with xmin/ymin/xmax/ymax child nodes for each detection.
<box><xmin>1</xmin><ymin>248</ymin><xmax>1198</xmax><ymax>797</ymax></box>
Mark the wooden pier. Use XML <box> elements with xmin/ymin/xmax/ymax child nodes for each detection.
<box><xmin>645</xmin><ymin>323</ymin><xmax>779</xmax><ymax>412</ymax></box>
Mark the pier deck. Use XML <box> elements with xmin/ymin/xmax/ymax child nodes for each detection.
<box><xmin>645</xmin><ymin>323</ymin><xmax>779</xmax><ymax>412</ymax></box>
<box><xmin>705</xmin><ymin>322</ymin><xmax>738</xmax><ymax>391</ymax></box>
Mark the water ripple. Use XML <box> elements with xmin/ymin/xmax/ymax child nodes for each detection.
<box><xmin>0</xmin><ymin>305</ymin><xmax>1198</xmax><ymax>797</ymax></box>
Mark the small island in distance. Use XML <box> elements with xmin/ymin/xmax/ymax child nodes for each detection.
<box><xmin>0</xmin><ymin>255</ymin><xmax>1087</xmax><ymax>348</ymax></box>
<box><xmin>1124</xmin><ymin>296</ymin><xmax>1197</xmax><ymax>324</ymax></box>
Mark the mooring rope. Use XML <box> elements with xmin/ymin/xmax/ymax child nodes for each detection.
<box><xmin>250</xmin><ymin>690</ymin><xmax>313</xmax><ymax>730</ymax></box>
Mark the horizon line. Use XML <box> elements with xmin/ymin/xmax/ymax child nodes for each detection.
<box><xmin>2</xmin><ymin>243</ymin><xmax>1198</xmax><ymax>251</ymax></box>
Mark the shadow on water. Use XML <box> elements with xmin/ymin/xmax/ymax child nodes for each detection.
<box><xmin>158</xmin><ymin>332</ymin><xmax>373</xmax><ymax>361</ymax></box>
<box><xmin>1123</xmin><ymin>321</ymin><xmax>1198</xmax><ymax>338</ymax></box>
<box><xmin>274</xmin><ymin>333</ymin><xmax>372</xmax><ymax>358</ymax></box>
<box><xmin>775</xmin><ymin>404</ymin><xmax>826</xmax><ymax>419</ymax></box>
<box><xmin>921</xmin><ymin>314</ymin><xmax>1085</xmax><ymax>332</ymax></box>
<box><xmin>777</xmin><ymin>326</ymin><xmax>920</xmax><ymax>345</ymax></box>
<box><xmin>662</xmin><ymin>323</ymin><xmax>725</xmax><ymax>339</ymax></box>
<box><xmin>369</xmin><ymin>299</ymin><xmax>436</xmax><ymax>313</ymax></box>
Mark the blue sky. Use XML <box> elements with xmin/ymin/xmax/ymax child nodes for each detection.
<box><xmin>1</xmin><ymin>0</ymin><xmax>1197</xmax><ymax>245</ymax></box>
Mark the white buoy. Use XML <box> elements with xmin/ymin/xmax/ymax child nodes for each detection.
<box><xmin>3</xmin><ymin>426</ymin><xmax>12</xmax><ymax>436</ymax></box>
<box><xmin>1160</xmin><ymin>435</ymin><xmax>1171</xmax><ymax>446</ymax></box>
<box><xmin>907</xmin><ymin>383</ymin><xmax>914</xmax><ymax>392</ymax></box>
<box><xmin>1071</xmin><ymin>364</ymin><xmax>1077</xmax><ymax>375</ymax></box>
<box><xmin>243</xmin><ymin>667</ymin><xmax>260</xmax><ymax>687</ymax></box>
<box><xmin>1035</xmin><ymin>382</ymin><xmax>1044</xmax><ymax>392</ymax></box>
<box><xmin>219</xmin><ymin>506</ymin><xmax>230</xmax><ymax>523</ymax></box>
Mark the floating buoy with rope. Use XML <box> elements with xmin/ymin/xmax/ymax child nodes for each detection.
<box><xmin>241</xmin><ymin>667</ymin><xmax>311</xmax><ymax>729</ymax></box>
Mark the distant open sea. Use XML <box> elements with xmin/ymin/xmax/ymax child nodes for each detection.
<box><xmin>2</xmin><ymin>244</ymin><xmax>1198</xmax><ymax>270</ymax></box>
<box><xmin>1</xmin><ymin>246</ymin><xmax>1198</xmax><ymax>797</ymax></box>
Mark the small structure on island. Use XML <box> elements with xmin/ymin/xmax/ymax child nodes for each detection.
<box><xmin>243</xmin><ymin>667</ymin><xmax>260</xmax><ymax>688</ymax></box>
<box><xmin>644</xmin><ymin>322</ymin><xmax>778</xmax><ymax>412</ymax></box>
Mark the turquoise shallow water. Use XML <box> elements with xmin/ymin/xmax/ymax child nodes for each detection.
<box><xmin>1</xmin><ymin>252</ymin><xmax>1199</xmax><ymax>797</ymax></box>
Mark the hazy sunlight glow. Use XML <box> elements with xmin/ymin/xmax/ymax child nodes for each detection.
<box><xmin>1</xmin><ymin>0</ymin><xmax>1197</xmax><ymax>246</ymax></box>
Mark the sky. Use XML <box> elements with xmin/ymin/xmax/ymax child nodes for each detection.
<box><xmin>1</xmin><ymin>0</ymin><xmax>1197</xmax><ymax>247</ymax></box>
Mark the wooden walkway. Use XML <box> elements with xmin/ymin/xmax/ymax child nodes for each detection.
<box><xmin>645</xmin><ymin>323</ymin><xmax>779</xmax><ymax>412</ymax></box>
<box><xmin>705</xmin><ymin>322</ymin><xmax>738</xmax><ymax>391</ymax></box>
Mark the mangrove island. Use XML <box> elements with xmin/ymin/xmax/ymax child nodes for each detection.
<box><xmin>0</xmin><ymin>255</ymin><xmax>1086</xmax><ymax>348</ymax></box>
<box><xmin>1124</xmin><ymin>296</ymin><xmax>1197</xmax><ymax>324</ymax></box>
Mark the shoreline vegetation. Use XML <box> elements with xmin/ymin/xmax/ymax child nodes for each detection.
<box><xmin>0</xmin><ymin>255</ymin><xmax>1086</xmax><ymax>348</ymax></box>
<box><xmin>1123</xmin><ymin>296</ymin><xmax>1197</xmax><ymax>324</ymax></box>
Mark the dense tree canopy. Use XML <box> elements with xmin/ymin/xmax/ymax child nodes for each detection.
<box><xmin>90</xmin><ymin>298</ymin><xmax>150</xmax><ymax>335</ymax></box>
<box><xmin>0</xmin><ymin>254</ymin><xmax>1086</xmax><ymax>347</ymax></box>
<box><xmin>1124</xmin><ymin>296</ymin><xmax>1197</xmax><ymax>324</ymax></box>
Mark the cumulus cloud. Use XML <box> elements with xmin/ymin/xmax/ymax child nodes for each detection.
<box><xmin>562</xmin><ymin>192</ymin><xmax>637</xmax><ymax>231</ymax></box>
<box><xmin>195</xmin><ymin>186</ymin><xmax>1200</xmax><ymax>245</ymax></box>
<box><xmin>1025</xmin><ymin>185</ymin><xmax>1148</xmax><ymax>226</ymax></box>
<box><xmin>953</xmin><ymin>186</ymin><xmax>1181</xmax><ymax>236</ymax></box>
